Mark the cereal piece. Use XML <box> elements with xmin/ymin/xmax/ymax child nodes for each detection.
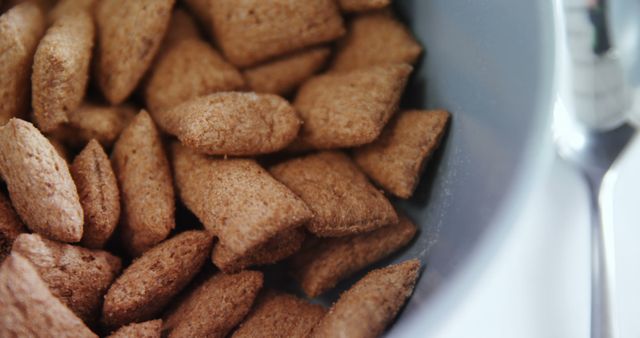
<box><xmin>212</xmin><ymin>227</ymin><xmax>305</xmax><ymax>273</ymax></box>
<box><xmin>182</xmin><ymin>0</ymin><xmax>213</xmax><ymax>34</ymax></box>
<box><xmin>163</xmin><ymin>270</ymin><xmax>263</xmax><ymax>338</ymax></box>
<box><xmin>145</xmin><ymin>39</ymin><xmax>245</xmax><ymax>112</ymax></box>
<box><xmin>12</xmin><ymin>233</ymin><xmax>122</xmax><ymax>324</ymax></box>
<box><xmin>0</xmin><ymin>254</ymin><xmax>98</xmax><ymax>338</ymax></box>
<box><xmin>160</xmin><ymin>9</ymin><xmax>201</xmax><ymax>52</ymax></box>
<box><xmin>310</xmin><ymin>259</ymin><xmax>421</xmax><ymax>338</ymax></box>
<box><xmin>71</xmin><ymin>139</ymin><xmax>120</xmax><ymax>248</ymax></box>
<box><xmin>102</xmin><ymin>231</ymin><xmax>212</xmax><ymax>328</ymax></box>
<box><xmin>0</xmin><ymin>3</ymin><xmax>45</xmax><ymax>124</ymax></box>
<box><xmin>53</xmin><ymin>102</ymin><xmax>136</xmax><ymax>149</ymax></box>
<box><xmin>331</xmin><ymin>10</ymin><xmax>422</xmax><ymax>71</ymax></box>
<box><xmin>112</xmin><ymin>111</ymin><xmax>175</xmax><ymax>256</ymax></box>
<box><xmin>47</xmin><ymin>136</ymin><xmax>70</xmax><ymax>161</ymax></box>
<box><xmin>0</xmin><ymin>191</ymin><xmax>25</xmax><ymax>262</ymax></box>
<box><xmin>0</xmin><ymin>119</ymin><xmax>83</xmax><ymax>242</ymax></box>
<box><xmin>32</xmin><ymin>11</ymin><xmax>94</xmax><ymax>132</ymax></box>
<box><xmin>243</xmin><ymin>47</ymin><xmax>331</xmax><ymax>95</ymax></box>
<box><xmin>354</xmin><ymin>110</ymin><xmax>450</xmax><ymax>198</ymax></box>
<box><xmin>106</xmin><ymin>319</ymin><xmax>162</xmax><ymax>338</ymax></box>
<box><xmin>95</xmin><ymin>0</ymin><xmax>175</xmax><ymax>104</ymax></box>
<box><xmin>207</xmin><ymin>0</ymin><xmax>344</xmax><ymax>67</ymax></box>
<box><xmin>157</xmin><ymin>92</ymin><xmax>301</xmax><ymax>156</ymax></box>
<box><xmin>48</xmin><ymin>0</ymin><xmax>96</xmax><ymax>24</ymax></box>
<box><xmin>172</xmin><ymin>143</ymin><xmax>312</xmax><ymax>258</ymax></box>
<box><xmin>3</xmin><ymin>0</ymin><xmax>56</xmax><ymax>11</ymax></box>
<box><xmin>291</xmin><ymin>215</ymin><xmax>417</xmax><ymax>297</ymax></box>
<box><xmin>270</xmin><ymin>151</ymin><xmax>397</xmax><ymax>237</ymax></box>
<box><xmin>294</xmin><ymin>63</ymin><xmax>412</xmax><ymax>149</ymax></box>
<box><xmin>338</xmin><ymin>0</ymin><xmax>390</xmax><ymax>12</ymax></box>
<box><xmin>232</xmin><ymin>291</ymin><xmax>326</xmax><ymax>338</ymax></box>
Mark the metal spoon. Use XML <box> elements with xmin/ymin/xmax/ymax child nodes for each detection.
<box><xmin>557</xmin><ymin>1</ymin><xmax>636</xmax><ymax>337</ymax></box>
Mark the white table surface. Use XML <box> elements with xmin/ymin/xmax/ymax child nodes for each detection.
<box><xmin>431</xmin><ymin>133</ymin><xmax>640</xmax><ymax>337</ymax></box>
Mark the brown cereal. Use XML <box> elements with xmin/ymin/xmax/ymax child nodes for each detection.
<box><xmin>71</xmin><ymin>139</ymin><xmax>120</xmax><ymax>248</ymax></box>
<box><xmin>0</xmin><ymin>191</ymin><xmax>25</xmax><ymax>262</ymax></box>
<box><xmin>270</xmin><ymin>151</ymin><xmax>397</xmax><ymax>237</ymax></box>
<box><xmin>112</xmin><ymin>111</ymin><xmax>175</xmax><ymax>256</ymax></box>
<box><xmin>163</xmin><ymin>270</ymin><xmax>263</xmax><ymax>338</ymax></box>
<box><xmin>293</xmin><ymin>63</ymin><xmax>412</xmax><ymax>149</ymax></box>
<box><xmin>331</xmin><ymin>10</ymin><xmax>422</xmax><ymax>71</ymax></box>
<box><xmin>243</xmin><ymin>47</ymin><xmax>331</xmax><ymax>95</ymax></box>
<box><xmin>32</xmin><ymin>11</ymin><xmax>94</xmax><ymax>132</ymax></box>
<box><xmin>181</xmin><ymin>0</ymin><xmax>213</xmax><ymax>35</ymax></box>
<box><xmin>207</xmin><ymin>0</ymin><xmax>345</xmax><ymax>67</ymax></box>
<box><xmin>12</xmin><ymin>233</ymin><xmax>122</xmax><ymax>324</ymax></box>
<box><xmin>0</xmin><ymin>119</ymin><xmax>83</xmax><ymax>242</ymax></box>
<box><xmin>171</xmin><ymin>143</ymin><xmax>312</xmax><ymax>258</ymax></box>
<box><xmin>354</xmin><ymin>110</ymin><xmax>450</xmax><ymax>198</ymax></box>
<box><xmin>0</xmin><ymin>2</ymin><xmax>45</xmax><ymax>124</ymax></box>
<box><xmin>95</xmin><ymin>0</ymin><xmax>175</xmax><ymax>104</ymax></box>
<box><xmin>106</xmin><ymin>319</ymin><xmax>162</xmax><ymax>338</ymax></box>
<box><xmin>291</xmin><ymin>215</ymin><xmax>417</xmax><ymax>297</ymax></box>
<box><xmin>102</xmin><ymin>231</ymin><xmax>212</xmax><ymax>328</ymax></box>
<box><xmin>156</xmin><ymin>92</ymin><xmax>301</xmax><ymax>156</ymax></box>
<box><xmin>53</xmin><ymin>102</ymin><xmax>136</xmax><ymax>149</ymax></box>
<box><xmin>310</xmin><ymin>259</ymin><xmax>421</xmax><ymax>338</ymax></box>
<box><xmin>338</xmin><ymin>0</ymin><xmax>390</xmax><ymax>12</ymax></box>
<box><xmin>0</xmin><ymin>254</ymin><xmax>98</xmax><ymax>338</ymax></box>
<box><xmin>48</xmin><ymin>0</ymin><xmax>96</xmax><ymax>24</ymax></box>
<box><xmin>232</xmin><ymin>291</ymin><xmax>327</xmax><ymax>338</ymax></box>
<box><xmin>47</xmin><ymin>135</ymin><xmax>70</xmax><ymax>161</ymax></box>
<box><xmin>212</xmin><ymin>227</ymin><xmax>305</xmax><ymax>273</ymax></box>
<box><xmin>159</xmin><ymin>9</ymin><xmax>201</xmax><ymax>52</ymax></box>
<box><xmin>145</xmin><ymin>39</ymin><xmax>245</xmax><ymax>112</ymax></box>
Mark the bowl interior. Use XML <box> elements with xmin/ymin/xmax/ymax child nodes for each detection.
<box><xmin>380</xmin><ymin>0</ymin><xmax>555</xmax><ymax>334</ymax></box>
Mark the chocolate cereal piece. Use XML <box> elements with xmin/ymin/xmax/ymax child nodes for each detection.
<box><xmin>107</xmin><ymin>319</ymin><xmax>162</xmax><ymax>338</ymax></box>
<box><xmin>53</xmin><ymin>102</ymin><xmax>136</xmax><ymax>149</ymax></box>
<box><xmin>0</xmin><ymin>2</ymin><xmax>45</xmax><ymax>124</ymax></box>
<box><xmin>112</xmin><ymin>111</ymin><xmax>175</xmax><ymax>256</ymax></box>
<box><xmin>71</xmin><ymin>139</ymin><xmax>120</xmax><ymax>248</ymax></box>
<box><xmin>354</xmin><ymin>109</ymin><xmax>450</xmax><ymax>198</ymax></box>
<box><xmin>47</xmin><ymin>136</ymin><xmax>71</xmax><ymax>161</ymax></box>
<box><xmin>232</xmin><ymin>291</ymin><xmax>326</xmax><ymax>338</ymax></box>
<box><xmin>0</xmin><ymin>191</ymin><xmax>25</xmax><ymax>262</ymax></box>
<box><xmin>270</xmin><ymin>151</ymin><xmax>397</xmax><ymax>237</ymax></box>
<box><xmin>331</xmin><ymin>10</ymin><xmax>422</xmax><ymax>71</ymax></box>
<box><xmin>172</xmin><ymin>143</ymin><xmax>312</xmax><ymax>258</ymax></box>
<box><xmin>102</xmin><ymin>231</ymin><xmax>212</xmax><ymax>328</ymax></box>
<box><xmin>12</xmin><ymin>233</ymin><xmax>122</xmax><ymax>324</ymax></box>
<box><xmin>208</xmin><ymin>0</ymin><xmax>344</xmax><ymax>67</ymax></box>
<box><xmin>212</xmin><ymin>227</ymin><xmax>305</xmax><ymax>273</ymax></box>
<box><xmin>145</xmin><ymin>39</ymin><xmax>245</xmax><ymax>112</ymax></box>
<box><xmin>181</xmin><ymin>0</ymin><xmax>213</xmax><ymax>34</ymax></box>
<box><xmin>48</xmin><ymin>0</ymin><xmax>96</xmax><ymax>24</ymax></box>
<box><xmin>291</xmin><ymin>215</ymin><xmax>417</xmax><ymax>297</ymax></box>
<box><xmin>294</xmin><ymin>63</ymin><xmax>412</xmax><ymax>149</ymax></box>
<box><xmin>243</xmin><ymin>47</ymin><xmax>331</xmax><ymax>95</ymax></box>
<box><xmin>0</xmin><ymin>119</ymin><xmax>83</xmax><ymax>242</ymax></box>
<box><xmin>338</xmin><ymin>0</ymin><xmax>390</xmax><ymax>12</ymax></box>
<box><xmin>310</xmin><ymin>259</ymin><xmax>421</xmax><ymax>338</ymax></box>
<box><xmin>163</xmin><ymin>270</ymin><xmax>263</xmax><ymax>338</ymax></box>
<box><xmin>0</xmin><ymin>254</ymin><xmax>97</xmax><ymax>338</ymax></box>
<box><xmin>163</xmin><ymin>9</ymin><xmax>200</xmax><ymax>47</ymax></box>
<box><xmin>157</xmin><ymin>92</ymin><xmax>301</xmax><ymax>156</ymax></box>
<box><xmin>32</xmin><ymin>11</ymin><xmax>94</xmax><ymax>132</ymax></box>
<box><xmin>95</xmin><ymin>0</ymin><xmax>174</xmax><ymax>104</ymax></box>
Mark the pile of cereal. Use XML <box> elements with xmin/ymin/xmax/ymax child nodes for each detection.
<box><xmin>0</xmin><ymin>0</ymin><xmax>450</xmax><ymax>337</ymax></box>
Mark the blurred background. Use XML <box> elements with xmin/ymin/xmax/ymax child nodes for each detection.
<box><xmin>429</xmin><ymin>0</ymin><xmax>639</xmax><ymax>336</ymax></box>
